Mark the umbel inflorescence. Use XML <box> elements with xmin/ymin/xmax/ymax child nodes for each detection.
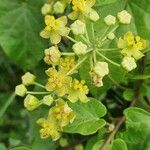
<box><xmin>15</xmin><ymin>0</ymin><xmax>147</xmax><ymax>141</ymax></box>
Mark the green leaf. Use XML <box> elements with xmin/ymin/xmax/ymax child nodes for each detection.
<box><xmin>112</xmin><ymin>139</ymin><xmax>128</xmax><ymax>150</ymax></box>
<box><xmin>10</xmin><ymin>147</ymin><xmax>31</xmax><ymax>150</ymax></box>
<box><xmin>130</xmin><ymin>74</ymin><xmax>150</xmax><ymax>80</ymax></box>
<box><xmin>0</xmin><ymin>0</ymin><xmax>47</xmax><ymax>69</ymax></box>
<box><xmin>64</xmin><ymin>98</ymin><xmax>107</xmax><ymax>135</ymax></box>
<box><xmin>95</xmin><ymin>0</ymin><xmax>117</xmax><ymax>7</ymax></box>
<box><xmin>0</xmin><ymin>143</ymin><xmax>6</xmax><ymax>150</ymax></box>
<box><xmin>123</xmin><ymin>89</ymin><xmax>134</xmax><ymax>101</ymax></box>
<box><xmin>118</xmin><ymin>107</ymin><xmax>150</xmax><ymax>150</ymax></box>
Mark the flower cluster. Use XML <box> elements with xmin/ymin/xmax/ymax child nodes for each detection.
<box><xmin>15</xmin><ymin>0</ymin><xmax>148</xmax><ymax>141</ymax></box>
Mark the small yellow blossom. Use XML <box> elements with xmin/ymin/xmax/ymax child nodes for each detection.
<box><xmin>45</xmin><ymin>68</ymin><xmax>72</xmax><ymax>96</ymax></box>
<box><xmin>15</xmin><ymin>84</ymin><xmax>27</xmax><ymax>97</ymax></box>
<box><xmin>37</xmin><ymin>118</ymin><xmax>60</xmax><ymax>141</ymax></box>
<box><xmin>74</xmin><ymin>144</ymin><xmax>84</xmax><ymax>150</ymax></box>
<box><xmin>68</xmin><ymin>79</ymin><xmax>89</xmax><ymax>103</ymax></box>
<box><xmin>70</xmin><ymin>20</ymin><xmax>85</xmax><ymax>35</ymax></box>
<box><xmin>68</xmin><ymin>0</ymin><xmax>99</xmax><ymax>21</ymax></box>
<box><xmin>41</xmin><ymin>3</ymin><xmax>52</xmax><ymax>15</ymax></box>
<box><xmin>44</xmin><ymin>46</ymin><xmax>61</xmax><ymax>65</ymax></box>
<box><xmin>72</xmin><ymin>42</ymin><xmax>87</xmax><ymax>55</ymax></box>
<box><xmin>22</xmin><ymin>72</ymin><xmax>36</xmax><ymax>86</ymax></box>
<box><xmin>104</xmin><ymin>15</ymin><xmax>116</xmax><ymax>26</ymax></box>
<box><xmin>121</xmin><ymin>56</ymin><xmax>137</xmax><ymax>72</ymax></box>
<box><xmin>59</xmin><ymin>57</ymin><xmax>77</xmax><ymax>73</ymax></box>
<box><xmin>24</xmin><ymin>94</ymin><xmax>41</xmax><ymax>111</ymax></box>
<box><xmin>53</xmin><ymin>1</ymin><xmax>66</xmax><ymax>14</ymax></box>
<box><xmin>93</xmin><ymin>62</ymin><xmax>109</xmax><ymax>77</ymax></box>
<box><xmin>40</xmin><ymin>15</ymin><xmax>70</xmax><ymax>44</ymax></box>
<box><xmin>49</xmin><ymin>99</ymin><xmax>76</xmax><ymax>127</ymax></box>
<box><xmin>59</xmin><ymin>138</ymin><xmax>69</xmax><ymax>147</ymax></box>
<box><xmin>118</xmin><ymin>32</ymin><xmax>146</xmax><ymax>60</ymax></box>
<box><xmin>117</xmin><ymin>10</ymin><xmax>132</xmax><ymax>24</ymax></box>
<box><xmin>42</xmin><ymin>95</ymin><xmax>54</xmax><ymax>106</ymax></box>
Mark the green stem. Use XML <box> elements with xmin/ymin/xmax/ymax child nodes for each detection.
<box><xmin>85</xmin><ymin>24</ymin><xmax>90</xmax><ymax>43</ymax></box>
<box><xmin>34</xmin><ymin>82</ymin><xmax>45</xmax><ymax>89</ymax></box>
<box><xmin>62</xmin><ymin>52</ymin><xmax>75</xmax><ymax>56</ymax></box>
<box><xmin>27</xmin><ymin>91</ymin><xmax>51</xmax><ymax>95</ymax></box>
<box><xmin>80</xmin><ymin>35</ymin><xmax>92</xmax><ymax>45</ymax></box>
<box><xmin>99</xmin><ymin>48</ymin><xmax>121</xmax><ymax>52</ymax></box>
<box><xmin>91</xmin><ymin>23</ymin><xmax>95</xmax><ymax>42</ymax></box>
<box><xmin>0</xmin><ymin>93</ymin><xmax>15</xmax><ymax>119</ymax></box>
<box><xmin>66</xmin><ymin>35</ymin><xmax>78</xmax><ymax>43</ymax></box>
<box><xmin>96</xmin><ymin>51</ymin><xmax>120</xmax><ymax>67</ymax></box>
<box><xmin>67</xmin><ymin>55</ymin><xmax>88</xmax><ymax>75</ymax></box>
<box><xmin>93</xmin><ymin>51</ymin><xmax>97</xmax><ymax>63</ymax></box>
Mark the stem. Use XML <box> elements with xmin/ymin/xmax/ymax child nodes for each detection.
<box><xmin>93</xmin><ymin>51</ymin><xmax>97</xmax><ymax>63</ymax></box>
<box><xmin>62</xmin><ymin>52</ymin><xmax>75</xmax><ymax>56</ymax></box>
<box><xmin>80</xmin><ymin>35</ymin><xmax>91</xmax><ymax>45</ymax></box>
<box><xmin>96</xmin><ymin>51</ymin><xmax>120</xmax><ymax>67</ymax></box>
<box><xmin>91</xmin><ymin>23</ymin><xmax>95</xmax><ymax>42</ymax></box>
<box><xmin>99</xmin><ymin>26</ymin><xmax>110</xmax><ymax>41</ymax></box>
<box><xmin>99</xmin><ymin>48</ymin><xmax>121</xmax><ymax>52</ymax></box>
<box><xmin>27</xmin><ymin>91</ymin><xmax>51</xmax><ymax>95</ymax></box>
<box><xmin>34</xmin><ymin>82</ymin><xmax>46</xmax><ymax>89</ymax></box>
<box><xmin>85</xmin><ymin>24</ymin><xmax>90</xmax><ymax>43</ymax></box>
<box><xmin>66</xmin><ymin>36</ymin><xmax>78</xmax><ymax>43</ymax></box>
<box><xmin>0</xmin><ymin>93</ymin><xmax>15</xmax><ymax>119</ymax></box>
<box><xmin>67</xmin><ymin>56</ymin><xmax>88</xmax><ymax>75</ymax></box>
<box><xmin>101</xmin><ymin>24</ymin><xmax>119</xmax><ymax>42</ymax></box>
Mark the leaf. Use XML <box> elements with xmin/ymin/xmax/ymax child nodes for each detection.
<box><xmin>95</xmin><ymin>0</ymin><xmax>117</xmax><ymax>7</ymax></box>
<box><xmin>64</xmin><ymin>98</ymin><xmax>107</xmax><ymax>135</ymax></box>
<box><xmin>130</xmin><ymin>74</ymin><xmax>150</xmax><ymax>80</ymax></box>
<box><xmin>123</xmin><ymin>89</ymin><xmax>134</xmax><ymax>101</ymax></box>
<box><xmin>118</xmin><ymin>107</ymin><xmax>150</xmax><ymax>150</ymax></box>
<box><xmin>112</xmin><ymin>139</ymin><xmax>128</xmax><ymax>150</ymax></box>
<box><xmin>0</xmin><ymin>0</ymin><xmax>47</xmax><ymax>69</ymax></box>
<box><xmin>10</xmin><ymin>147</ymin><xmax>31</xmax><ymax>150</ymax></box>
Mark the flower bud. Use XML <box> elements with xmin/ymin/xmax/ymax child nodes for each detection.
<box><xmin>59</xmin><ymin>138</ymin><xmax>69</xmax><ymax>147</ymax></box>
<box><xmin>15</xmin><ymin>84</ymin><xmax>27</xmax><ymax>97</ymax></box>
<box><xmin>93</xmin><ymin>62</ymin><xmax>109</xmax><ymax>77</ymax></box>
<box><xmin>88</xmin><ymin>9</ymin><xmax>100</xmax><ymax>22</ymax></box>
<box><xmin>117</xmin><ymin>10</ymin><xmax>132</xmax><ymax>24</ymax></box>
<box><xmin>24</xmin><ymin>94</ymin><xmax>40</xmax><ymax>111</ymax></box>
<box><xmin>107</xmin><ymin>32</ymin><xmax>115</xmax><ymax>40</ymax></box>
<box><xmin>90</xmin><ymin>72</ymin><xmax>103</xmax><ymax>87</ymax></box>
<box><xmin>70</xmin><ymin>20</ymin><xmax>85</xmax><ymax>35</ymax></box>
<box><xmin>44</xmin><ymin>46</ymin><xmax>61</xmax><ymax>65</ymax></box>
<box><xmin>104</xmin><ymin>15</ymin><xmax>116</xmax><ymax>26</ymax></box>
<box><xmin>121</xmin><ymin>56</ymin><xmax>137</xmax><ymax>71</ymax></box>
<box><xmin>74</xmin><ymin>144</ymin><xmax>84</xmax><ymax>150</ymax></box>
<box><xmin>41</xmin><ymin>3</ymin><xmax>52</xmax><ymax>15</ymax></box>
<box><xmin>53</xmin><ymin>1</ymin><xmax>65</xmax><ymax>14</ymax></box>
<box><xmin>42</xmin><ymin>95</ymin><xmax>54</xmax><ymax>106</ymax></box>
<box><xmin>72</xmin><ymin>42</ymin><xmax>87</xmax><ymax>55</ymax></box>
<box><xmin>22</xmin><ymin>72</ymin><xmax>36</xmax><ymax>86</ymax></box>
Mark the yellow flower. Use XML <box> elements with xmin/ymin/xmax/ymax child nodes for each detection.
<box><xmin>41</xmin><ymin>3</ymin><xmax>52</xmax><ymax>15</ymax></box>
<box><xmin>24</xmin><ymin>94</ymin><xmax>41</xmax><ymax>111</ymax></box>
<box><xmin>49</xmin><ymin>99</ymin><xmax>76</xmax><ymax>127</ymax></box>
<box><xmin>44</xmin><ymin>46</ymin><xmax>61</xmax><ymax>65</ymax></box>
<box><xmin>59</xmin><ymin>57</ymin><xmax>77</xmax><ymax>73</ymax></box>
<box><xmin>37</xmin><ymin>118</ymin><xmax>60</xmax><ymax>141</ymax></box>
<box><xmin>15</xmin><ymin>84</ymin><xmax>27</xmax><ymax>97</ymax></box>
<box><xmin>118</xmin><ymin>32</ymin><xmax>146</xmax><ymax>60</ymax></box>
<box><xmin>90</xmin><ymin>72</ymin><xmax>103</xmax><ymax>87</ymax></box>
<box><xmin>68</xmin><ymin>79</ymin><xmax>89</xmax><ymax>103</ymax></box>
<box><xmin>21</xmin><ymin>72</ymin><xmax>36</xmax><ymax>86</ymax></box>
<box><xmin>72</xmin><ymin>42</ymin><xmax>87</xmax><ymax>55</ymax></box>
<box><xmin>40</xmin><ymin>15</ymin><xmax>70</xmax><ymax>44</ymax></box>
<box><xmin>45</xmin><ymin>68</ymin><xmax>72</xmax><ymax>96</ymax></box>
<box><xmin>68</xmin><ymin>0</ymin><xmax>99</xmax><ymax>21</ymax></box>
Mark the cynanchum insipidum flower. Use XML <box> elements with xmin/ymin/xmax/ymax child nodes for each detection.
<box><xmin>45</xmin><ymin>68</ymin><xmax>72</xmax><ymax>96</ymax></box>
<box><xmin>44</xmin><ymin>46</ymin><xmax>61</xmax><ymax>65</ymax></box>
<box><xmin>24</xmin><ymin>94</ymin><xmax>41</xmax><ymax>111</ymax></box>
<box><xmin>21</xmin><ymin>72</ymin><xmax>36</xmax><ymax>86</ymax></box>
<box><xmin>40</xmin><ymin>15</ymin><xmax>70</xmax><ymax>44</ymax></box>
<box><xmin>37</xmin><ymin>118</ymin><xmax>60</xmax><ymax>141</ymax></box>
<box><xmin>41</xmin><ymin>3</ymin><xmax>52</xmax><ymax>15</ymax></box>
<box><xmin>68</xmin><ymin>79</ymin><xmax>89</xmax><ymax>103</ymax></box>
<box><xmin>49</xmin><ymin>99</ymin><xmax>76</xmax><ymax>128</ymax></box>
<box><xmin>42</xmin><ymin>95</ymin><xmax>54</xmax><ymax>106</ymax></box>
<box><xmin>117</xmin><ymin>10</ymin><xmax>132</xmax><ymax>24</ymax></box>
<box><xmin>118</xmin><ymin>32</ymin><xmax>146</xmax><ymax>60</ymax></box>
<box><xmin>104</xmin><ymin>15</ymin><xmax>116</xmax><ymax>26</ymax></box>
<box><xmin>68</xmin><ymin>0</ymin><xmax>99</xmax><ymax>21</ymax></box>
<box><xmin>121</xmin><ymin>56</ymin><xmax>137</xmax><ymax>72</ymax></box>
<box><xmin>15</xmin><ymin>84</ymin><xmax>27</xmax><ymax>97</ymax></box>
